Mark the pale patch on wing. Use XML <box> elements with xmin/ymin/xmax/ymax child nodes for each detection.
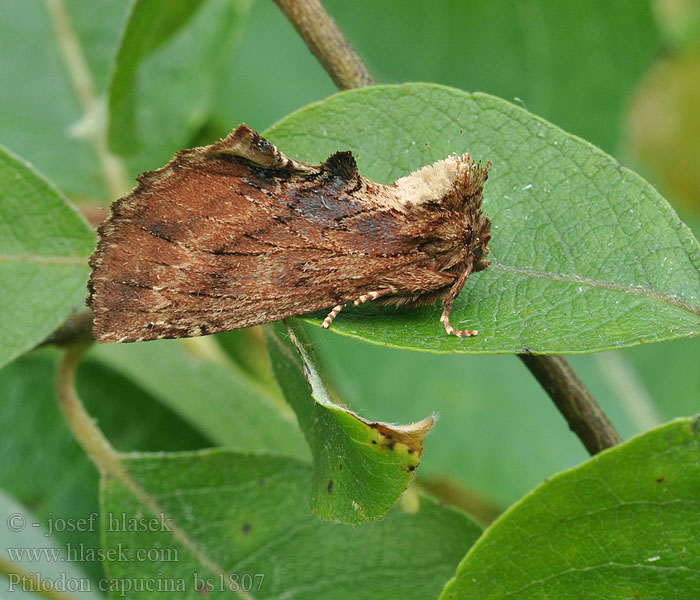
<box><xmin>393</xmin><ymin>154</ymin><xmax>472</xmax><ymax>206</ymax></box>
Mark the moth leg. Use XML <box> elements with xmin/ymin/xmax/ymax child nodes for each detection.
<box><xmin>353</xmin><ymin>288</ymin><xmax>394</xmax><ymax>306</ymax></box>
<box><xmin>440</xmin><ymin>258</ymin><xmax>478</xmax><ymax>337</ymax></box>
<box><xmin>322</xmin><ymin>304</ymin><xmax>345</xmax><ymax>329</ymax></box>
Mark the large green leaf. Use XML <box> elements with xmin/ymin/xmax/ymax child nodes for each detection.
<box><xmin>89</xmin><ymin>339</ymin><xmax>308</xmax><ymax>458</ymax></box>
<box><xmin>107</xmin><ymin>0</ymin><xmax>249</xmax><ymax>173</ymax></box>
<box><xmin>265</xmin><ymin>321</ymin><xmax>433</xmax><ymax>523</ymax></box>
<box><xmin>102</xmin><ymin>451</ymin><xmax>481</xmax><ymax>599</ymax></box>
<box><xmin>264</xmin><ymin>83</ymin><xmax>700</xmax><ymax>354</ymax></box>
<box><xmin>0</xmin><ymin>147</ymin><xmax>94</xmax><ymax>368</ymax></box>
<box><xmin>441</xmin><ymin>417</ymin><xmax>700</xmax><ymax>599</ymax></box>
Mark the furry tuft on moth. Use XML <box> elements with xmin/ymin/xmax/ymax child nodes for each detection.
<box><xmin>87</xmin><ymin>125</ymin><xmax>491</xmax><ymax>343</ymax></box>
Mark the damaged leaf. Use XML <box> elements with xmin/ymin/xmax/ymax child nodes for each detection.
<box><xmin>265</xmin><ymin>320</ymin><xmax>434</xmax><ymax>523</ymax></box>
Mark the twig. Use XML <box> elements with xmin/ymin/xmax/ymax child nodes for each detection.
<box><xmin>272</xmin><ymin>0</ymin><xmax>374</xmax><ymax>90</ymax></box>
<box><xmin>39</xmin><ymin>309</ymin><xmax>94</xmax><ymax>347</ymax></box>
<box><xmin>519</xmin><ymin>354</ymin><xmax>622</xmax><ymax>454</ymax></box>
<box><xmin>56</xmin><ymin>345</ymin><xmax>132</xmax><ymax>478</ymax></box>
<box><xmin>55</xmin><ymin>346</ymin><xmax>253</xmax><ymax>600</ymax></box>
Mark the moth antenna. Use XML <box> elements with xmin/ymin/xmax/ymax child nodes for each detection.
<box><xmin>322</xmin><ymin>304</ymin><xmax>345</xmax><ymax>329</ymax></box>
<box><xmin>439</xmin><ymin>257</ymin><xmax>478</xmax><ymax>337</ymax></box>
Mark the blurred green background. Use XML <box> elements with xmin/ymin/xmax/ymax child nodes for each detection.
<box><xmin>1</xmin><ymin>0</ymin><xmax>699</xmax><ymax>583</ymax></box>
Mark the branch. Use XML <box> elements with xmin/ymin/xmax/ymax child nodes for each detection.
<box><xmin>39</xmin><ymin>309</ymin><xmax>94</xmax><ymax>347</ymax></box>
<box><xmin>55</xmin><ymin>345</ymin><xmax>127</xmax><ymax>478</ymax></box>
<box><xmin>273</xmin><ymin>0</ymin><xmax>374</xmax><ymax>90</ymax></box>
<box><xmin>519</xmin><ymin>353</ymin><xmax>622</xmax><ymax>454</ymax></box>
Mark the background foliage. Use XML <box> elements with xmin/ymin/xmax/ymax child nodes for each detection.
<box><xmin>0</xmin><ymin>0</ymin><xmax>698</xmax><ymax>598</ymax></box>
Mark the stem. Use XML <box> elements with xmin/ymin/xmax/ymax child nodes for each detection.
<box><xmin>56</xmin><ymin>345</ymin><xmax>127</xmax><ymax>478</ymax></box>
<box><xmin>272</xmin><ymin>0</ymin><xmax>374</xmax><ymax>90</ymax></box>
<box><xmin>55</xmin><ymin>347</ymin><xmax>253</xmax><ymax>600</ymax></box>
<box><xmin>519</xmin><ymin>354</ymin><xmax>622</xmax><ymax>454</ymax></box>
<box><xmin>39</xmin><ymin>309</ymin><xmax>94</xmax><ymax>348</ymax></box>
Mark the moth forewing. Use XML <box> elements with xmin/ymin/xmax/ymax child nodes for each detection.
<box><xmin>87</xmin><ymin>125</ymin><xmax>491</xmax><ymax>343</ymax></box>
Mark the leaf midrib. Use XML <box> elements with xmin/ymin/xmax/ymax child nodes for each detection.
<box><xmin>491</xmin><ymin>260</ymin><xmax>700</xmax><ymax>318</ymax></box>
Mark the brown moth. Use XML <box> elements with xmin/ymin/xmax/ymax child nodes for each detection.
<box><xmin>88</xmin><ymin>125</ymin><xmax>491</xmax><ymax>343</ymax></box>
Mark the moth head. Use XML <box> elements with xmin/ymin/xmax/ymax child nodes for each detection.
<box><xmin>449</xmin><ymin>156</ymin><xmax>491</xmax><ymax>270</ymax></box>
<box><xmin>397</xmin><ymin>152</ymin><xmax>492</xmax><ymax>269</ymax></box>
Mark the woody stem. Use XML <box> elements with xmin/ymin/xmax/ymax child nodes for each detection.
<box><xmin>275</xmin><ymin>0</ymin><xmax>622</xmax><ymax>457</ymax></box>
<box><xmin>272</xmin><ymin>0</ymin><xmax>374</xmax><ymax>90</ymax></box>
<box><xmin>519</xmin><ymin>354</ymin><xmax>622</xmax><ymax>454</ymax></box>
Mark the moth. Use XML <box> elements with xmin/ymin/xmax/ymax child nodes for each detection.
<box><xmin>88</xmin><ymin>125</ymin><xmax>491</xmax><ymax>343</ymax></box>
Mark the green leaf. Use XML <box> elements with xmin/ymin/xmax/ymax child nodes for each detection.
<box><xmin>108</xmin><ymin>0</ymin><xmax>249</xmax><ymax>172</ymax></box>
<box><xmin>265</xmin><ymin>321</ymin><xmax>434</xmax><ymax>523</ymax></box>
<box><xmin>0</xmin><ymin>147</ymin><xmax>94</xmax><ymax>368</ymax></box>
<box><xmin>265</xmin><ymin>83</ymin><xmax>700</xmax><ymax>354</ymax></box>
<box><xmin>89</xmin><ymin>338</ymin><xmax>309</xmax><ymax>458</ymax></box>
<box><xmin>102</xmin><ymin>451</ymin><xmax>481</xmax><ymax>599</ymax></box>
<box><xmin>440</xmin><ymin>417</ymin><xmax>700</xmax><ymax>599</ymax></box>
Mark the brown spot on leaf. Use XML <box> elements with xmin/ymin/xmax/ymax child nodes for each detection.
<box><xmin>367</xmin><ymin>417</ymin><xmax>435</xmax><ymax>457</ymax></box>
